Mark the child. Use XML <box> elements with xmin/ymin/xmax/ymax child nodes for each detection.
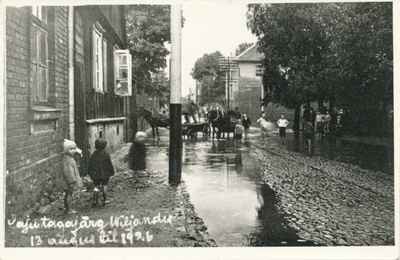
<box><xmin>277</xmin><ymin>114</ymin><xmax>289</xmax><ymax>143</ymax></box>
<box><xmin>257</xmin><ymin>112</ymin><xmax>271</xmax><ymax>137</ymax></box>
<box><xmin>128</xmin><ymin>131</ymin><xmax>147</xmax><ymax>171</ymax></box>
<box><xmin>234</xmin><ymin>119</ymin><xmax>244</xmax><ymax>140</ymax></box>
<box><xmin>59</xmin><ymin>139</ymin><xmax>83</xmax><ymax>214</ymax></box>
<box><xmin>242</xmin><ymin>113</ymin><xmax>251</xmax><ymax>137</ymax></box>
<box><xmin>88</xmin><ymin>138</ymin><xmax>115</xmax><ymax>206</ymax></box>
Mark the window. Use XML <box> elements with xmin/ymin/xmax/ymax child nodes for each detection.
<box><xmin>256</xmin><ymin>63</ymin><xmax>264</xmax><ymax>77</ymax></box>
<box><xmin>32</xmin><ymin>6</ymin><xmax>47</xmax><ymax>22</ymax></box>
<box><xmin>114</xmin><ymin>49</ymin><xmax>132</xmax><ymax>96</ymax></box>
<box><xmin>31</xmin><ymin>6</ymin><xmax>49</xmax><ymax>102</ymax></box>
<box><xmin>93</xmin><ymin>22</ymin><xmax>106</xmax><ymax>92</ymax></box>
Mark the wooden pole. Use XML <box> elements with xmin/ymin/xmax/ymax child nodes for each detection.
<box><xmin>169</xmin><ymin>5</ymin><xmax>182</xmax><ymax>185</ymax></box>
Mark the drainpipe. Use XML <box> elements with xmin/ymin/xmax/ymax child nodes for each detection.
<box><xmin>68</xmin><ymin>6</ymin><xmax>74</xmax><ymax>140</ymax></box>
<box><xmin>1</xmin><ymin>6</ymin><xmax>7</xmax><ymax>185</ymax></box>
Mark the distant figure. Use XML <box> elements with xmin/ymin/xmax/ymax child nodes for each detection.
<box><xmin>242</xmin><ymin>113</ymin><xmax>251</xmax><ymax>137</ymax></box>
<box><xmin>182</xmin><ymin>100</ymin><xmax>198</xmax><ymax>124</ymax></box>
<box><xmin>234</xmin><ymin>119</ymin><xmax>244</xmax><ymax>140</ymax></box>
<box><xmin>128</xmin><ymin>131</ymin><xmax>147</xmax><ymax>171</ymax></box>
<box><xmin>315</xmin><ymin>111</ymin><xmax>324</xmax><ymax>138</ymax></box>
<box><xmin>303</xmin><ymin>119</ymin><xmax>315</xmax><ymax>156</ymax></box>
<box><xmin>277</xmin><ymin>114</ymin><xmax>289</xmax><ymax>143</ymax></box>
<box><xmin>234</xmin><ymin>107</ymin><xmax>242</xmax><ymax>120</ymax></box>
<box><xmin>335</xmin><ymin>109</ymin><xmax>345</xmax><ymax>143</ymax></box>
<box><xmin>58</xmin><ymin>139</ymin><xmax>83</xmax><ymax>214</ymax></box>
<box><xmin>324</xmin><ymin>111</ymin><xmax>331</xmax><ymax>134</ymax></box>
<box><xmin>257</xmin><ymin>112</ymin><xmax>272</xmax><ymax>137</ymax></box>
<box><xmin>310</xmin><ymin>107</ymin><xmax>316</xmax><ymax>126</ymax></box>
<box><xmin>88</xmin><ymin>138</ymin><xmax>115</xmax><ymax>206</ymax></box>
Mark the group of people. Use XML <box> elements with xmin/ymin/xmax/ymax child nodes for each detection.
<box><xmin>58</xmin><ymin>131</ymin><xmax>148</xmax><ymax>214</ymax></box>
<box><xmin>303</xmin><ymin>106</ymin><xmax>346</xmax><ymax>139</ymax></box>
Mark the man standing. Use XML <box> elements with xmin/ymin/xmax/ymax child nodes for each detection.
<box><xmin>277</xmin><ymin>114</ymin><xmax>289</xmax><ymax>143</ymax></box>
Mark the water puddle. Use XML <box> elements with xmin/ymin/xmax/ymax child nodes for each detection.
<box><xmin>181</xmin><ymin>138</ymin><xmax>316</xmax><ymax>246</ymax></box>
<box><xmin>284</xmin><ymin>133</ymin><xmax>393</xmax><ymax>174</ymax></box>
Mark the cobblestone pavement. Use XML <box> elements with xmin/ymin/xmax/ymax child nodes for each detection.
<box><xmin>250</xmin><ymin>137</ymin><xmax>395</xmax><ymax>246</ymax></box>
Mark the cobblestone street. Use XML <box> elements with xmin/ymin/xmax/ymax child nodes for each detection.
<box><xmin>251</xmin><ymin>136</ymin><xmax>395</xmax><ymax>246</ymax></box>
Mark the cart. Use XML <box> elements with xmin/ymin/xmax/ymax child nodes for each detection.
<box><xmin>182</xmin><ymin>121</ymin><xmax>211</xmax><ymax>139</ymax></box>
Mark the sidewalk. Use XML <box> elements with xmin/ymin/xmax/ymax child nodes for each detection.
<box><xmin>4</xmin><ymin>142</ymin><xmax>216</xmax><ymax>247</ymax></box>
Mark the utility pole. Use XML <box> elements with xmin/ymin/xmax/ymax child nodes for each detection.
<box><xmin>219</xmin><ymin>56</ymin><xmax>237</xmax><ymax>110</ymax></box>
<box><xmin>169</xmin><ymin>5</ymin><xmax>182</xmax><ymax>185</ymax></box>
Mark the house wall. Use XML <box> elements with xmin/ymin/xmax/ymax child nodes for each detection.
<box><xmin>234</xmin><ymin>87</ymin><xmax>261</xmax><ymax>123</ymax></box>
<box><xmin>239</xmin><ymin>62</ymin><xmax>259</xmax><ymax>78</ymax></box>
<box><xmin>5</xmin><ymin>6</ymin><xmax>69</xmax><ymax>217</ymax></box>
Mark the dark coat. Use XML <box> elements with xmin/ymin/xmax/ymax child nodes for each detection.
<box><xmin>242</xmin><ymin>117</ymin><xmax>251</xmax><ymax>129</ymax></box>
<box><xmin>88</xmin><ymin>150</ymin><xmax>115</xmax><ymax>181</ymax></box>
<box><xmin>128</xmin><ymin>141</ymin><xmax>146</xmax><ymax>171</ymax></box>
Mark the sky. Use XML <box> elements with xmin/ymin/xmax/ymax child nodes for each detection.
<box><xmin>180</xmin><ymin>2</ymin><xmax>258</xmax><ymax>98</ymax></box>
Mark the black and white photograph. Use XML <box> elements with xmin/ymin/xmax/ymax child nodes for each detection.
<box><xmin>0</xmin><ymin>0</ymin><xmax>398</xmax><ymax>259</ymax></box>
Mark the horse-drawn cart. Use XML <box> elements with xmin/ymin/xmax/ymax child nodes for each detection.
<box><xmin>182</xmin><ymin>121</ymin><xmax>211</xmax><ymax>139</ymax></box>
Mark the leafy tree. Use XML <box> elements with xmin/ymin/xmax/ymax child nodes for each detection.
<box><xmin>125</xmin><ymin>5</ymin><xmax>183</xmax><ymax>96</ymax></box>
<box><xmin>247</xmin><ymin>3</ymin><xmax>329</xmax><ymax>130</ymax></box>
<box><xmin>247</xmin><ymin>2</ymin><xmax>393</xmax><ymax>133</ymax></box>
<box><xmin>151</xmin><ymin>70</ymin><xmax>170</xmax><ymax>106</ymax></box>
<box><xmin>190</xmin><ymin>51</ymin><xmax>226</xmax><ymax>106</ymax></box>
<box><xmin>235</xmin><ymin>42</ymin><xmax>254</xmax><ymax>56</ymax></box>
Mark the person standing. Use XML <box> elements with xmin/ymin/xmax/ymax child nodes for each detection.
<box><xmin>315</xmin><ymin>111</ymin><xmax>324</xmax><ymax>138</ymax></box>
<box><xmin>58</xmin><ymin>139</ymin><xmax>83</xmax><ymax>214</ymax></box>
<box><xmin>128</xmin><ymin>131</ymin><xmax>147</xmax><ymax>172</ymax></box>
<box><xmin>310</xmin><ymin>107</ymin><xmax>316</xmax><ymax>126</ymax></box>
<box><xmin>257</xmin><ymin>112</ymin><xmax>271</xmax><ymax>137</ymax></box>
<box><xmin>88</xmin><ymin>138</ymin><xmax>115</xmax><ymax>206</ymax></box>
<box><xmin>277</xmin><ymin>114</ymin><xmax>290</xmax><ymax>143</ymax></box>
<box><xmin>303</xmin><ymin>119</ymin><xmax>315</xmax><ymax>156</ymax></box>
<box><xmin>234</xmin><ymin>119</ymin><xmax>244</xmax><ymax>141</ymax></box>
<box><xmin>234</xmin><ymin>107</ymin><xmax>242</xmax><ymax>120</ymax></box>
<box><xmin>242</xmin><ymin>113</ymin><xmax>251</xmax><ymax>137</ymax></box>
<box><xmin>324</xmin><ymin>111</ymin><xmax>331</xmax><ymax>134</ymax></box>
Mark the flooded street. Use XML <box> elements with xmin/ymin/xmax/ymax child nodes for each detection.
<box><xmin>144</xmin><ymin>127</ymin><xmax>393</xmax><ymax>246</ymax></box>
<box><xmin>180</xmin><ymin>131</ymin><xmax>317</xmax><ymax>246</ymax></box>
<box><xmin>182</xmin><ymin>139</ymin><xmax>263</xmax><ymax>245</ymax></box>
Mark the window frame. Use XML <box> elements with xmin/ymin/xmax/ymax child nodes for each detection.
<box><xmin>114</xmin><ymin>49</ymin><xmax>132</xmax><ymax>96</ymax></box>
<box><xmin>31</xmin><ymin>6</ymin><xmax>49</xmax><ymax>104</ymax></box>
<box><xmin>92</xmin><ymin>22</ymin><xmax>106</xmax><ymax>93</ymax></box>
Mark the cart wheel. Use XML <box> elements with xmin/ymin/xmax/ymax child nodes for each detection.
<box><xmin>187</xmin><ymin>129</ymin><xmax>197</xmax><ymax>139</ymax></box>
<box><xmin>203</xmin><ymin>125</ymin><xmax>211</xmax><ymax>137</ymax></box>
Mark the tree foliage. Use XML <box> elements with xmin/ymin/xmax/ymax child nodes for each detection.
<box><xmin>125</xmin><ymin>5</ymin><xmax>178</xmax><ymax>98</ymax></box>
<box><xmin>247</xmin><ymin>2</ymin><xmax>393</xmax><ymax>113</ymax></box>
<box><xmin>235</xmin><ymin>42</ymin><xmax>254</xmax><ymax>56</ymax></box>
<box><xmin>190</xmin><ymin>51</ymin><xmax>226</xmax><ymax>105</ymax></box>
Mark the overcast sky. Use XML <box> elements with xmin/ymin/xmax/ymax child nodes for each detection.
<box><xmin>180</xmin><ymin>2</ymin><xmax>258</xmax><ymax>97</ymax></box>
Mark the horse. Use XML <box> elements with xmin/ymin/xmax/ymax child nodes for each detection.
<box><xmin>208</xmin><ymin>108</ymin><xmax>237</xmax><ymax>139</ymax></box>
<box><xmin>138</xmin><ymin>107</ymin><xmax>170</xmax><ymax>140</ymax></box>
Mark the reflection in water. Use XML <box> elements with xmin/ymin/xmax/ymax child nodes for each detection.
<box><xmin>287</xmin><ymin>132</ymin><xmax>393</xmax><ymax>174</ymax></box>
<box><xmin>250</xmin><ymin>184</ymin><xmax>317</xmax><ymax>246</ymax></box>
<box><xmin>181</xmin><ymin>138</ymin><xmax>317</xmax><ymax>246</ymax></box>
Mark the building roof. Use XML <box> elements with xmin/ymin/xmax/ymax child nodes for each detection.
<box><xmin>236</xmin><ymin>43</ymin><xmax>264</xmax><ymax>62</ymax></box>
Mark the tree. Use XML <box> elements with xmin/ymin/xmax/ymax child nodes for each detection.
<box><xmin>190</xmin><ymin>51</ymin><xmax>226</xmax><ymax>106</ymax></box>
<box><xmin>247</xmin><ymin>2</ymin><xmax>393</xmax><ymax>133</ymax></box>
<box><xmin>247</xmin><ymin>3</ymin><xmax>329</xmax><ymax>130</ymax></box>
<box><xmin>235</xmin><ymin>42</ymin><xmax>254</xmax><ymax>56</ymax></box>
<box><xmin>125</xmin><ymin>5</ymin><xmax>180</xmax><ymax>96</ymax></box>
<box><xmin>151</xmin><ymin>70</ymin><xmax>170</xmax><ymax>107</ymax></box>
